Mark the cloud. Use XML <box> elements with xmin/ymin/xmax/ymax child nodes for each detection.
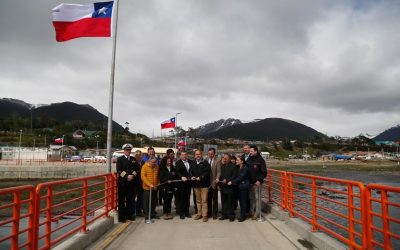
<box><xmin>0</xmin><ymin>0</ymin><xmax>399</xmax><ymax>137</ymax></box>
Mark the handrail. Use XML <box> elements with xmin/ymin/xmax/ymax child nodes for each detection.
<box><xmin>268</xmin><ymin>169</ymin><xmax>369</xmax><ymax>249</ymax></box>
<box><xmin>33</xmin><ymin>173</ymin><xmax>116</xmax><ymax>250</ymax></box>
<box><xmin>268</xmin><ymin>168</ymin><xmax>400</xmax><ymax>250</ymax></box>
<box><xmin>0</xmin><ymin>170</ymin><xmax>398</xmax><ymax>249</ymax></box>
<box><xmin>366</xmin><ymin>184</ymin><xmax>400</xmax><ymax>250</ymax></box>
<box><xmin>267</xmin><ymin>169</ymin><xmax>287</xmax><ymax>210</ymax></box>
<box><xmin>286</xmin><ymin>171</ymin><xmax>366</xmax><ymax>249</ymax></box>
<box><xmin>0</xmin><ymin>185</ymin><xmax>35</xmax><ymax>250</ymax></box>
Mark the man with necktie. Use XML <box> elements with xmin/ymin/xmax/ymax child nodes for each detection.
<box><xmin>175</xmin><ymin>151</ymin><xmax>195</xmax><ymax>219</ymax></box>
<box><xmin>191</xmin><ymin>150</ymin><xmax>211</xmax><ymax>222</ymax></box>
<box><xmin>206</xmin><ymin>148</ymin><xmax>221</xmax><ymax>220</ymax></box>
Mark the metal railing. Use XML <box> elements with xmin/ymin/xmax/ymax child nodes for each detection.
<box><xmin>366</xmin><ymin>184</ymin><xmax>400</xmax><ymax>250</ymax></box>
<box><xmin>0</xmin><ymin>185</ymin><xmax>35</xmax><ymax>250</ymax></box>
<box><xmin>1</xmin><ymin>170</ymin><xmax>398</xmax><ymax>249</ymax></box>
<box><xmin>268</xmin><ymin>169</ymin><xmax>287</xmax><ymax>210</ymax></box>
<box><xmin>286</xmin><ymin>172</ymin><xmax>366</xmax><ymax>249</ymax></box>
<box><xmin>0</xmin><ymin>173</ymin><xmax>116</xmax><ymax>249</ymax></box>
<box><xmin>33</xmin><ymin>173</ymin><xmax>116</xmax><ymax>250</ymax></box>
<box><xmin>267</xmin><ymin>169</ymin><xmax>400</xmax><ymax>250</ymax></box>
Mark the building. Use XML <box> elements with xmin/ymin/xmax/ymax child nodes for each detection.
<box><xmin>112</xmin><ymin>147</ymin><xmax>175</xmax><ymax>159</ymax></box>
<box><xmin>48</xmin><ymin>145</ymin><xmax>77</xmax><ymax>161</ymax></box>
<box><xmin>0</xmin><ymin>146</ymin><xmax>48</xmax><ymax>160</ymax></box>
<box><xmin>72</xmin><ymin>130</ymin><xmax>100</xmax><ymax>140</ymax></box>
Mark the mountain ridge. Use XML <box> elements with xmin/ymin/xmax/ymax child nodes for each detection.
<box><xmin>373</xmin><ymin>125</ymin><xmax>400</xmax><ymax>142</ymax></box>
<box><xmin>0</xmin><ymin>98</ymin><xmax>124</xmax><ymax>132</ymax></box>
<box><xmin>202</xmin><ymin>117</ymin><xmax>326</xmax><ymax>141</ymax></box>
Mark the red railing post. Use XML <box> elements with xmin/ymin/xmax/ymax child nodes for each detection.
<box><xmin>283</xmin><ymin>172</ymin><xmax>288</xmax><ymax>209</ymax></box>
<box><xmin>11</xmin><ymin>191</ymin><xmax>21</xmax><ymax>250</ymax></box>
<box><xmin>104</xmin><ymin>175</ymin><xmax>110</xmax><ymax>216</ymax></box>
<box><xmin>33</xmin><ymin>186</ymin><xmax>40</xmax><ymax>250</ymax></box>
<box><xmin>280</xmin><ymin>172</ymin><xmax>285</xmax><ymax>209</ymax></box>
<box><xmin>45</xmin><ymin>186</ymin><xmax>53</xmax><ymax>248</ymax></box>
<box><xmin>347</xmin><ymin>184</ymin><xmax>355</xmax><ymax>249</ymax></box>
<box><xmin>28</xmin><ymin>189</ymin><xmax>35</xmax><ymax>250</ymax></box>
<box><xmin>311</xmin><ymin>178</ymin><xmax>318</xmax><ymax>232</ymax></box>
<box><xmin>288</xmin><ymin>173</ymin><xmax>294</xmax><ymax>217</ymax></box>
<box><xmin>365</xmin><ymin>187</ymin><xmax>373</xmax><ymax>249</ymax></box>
<box><xmin>113</xmin><ymin>173</ymin><xmax>117</xmax><ymax>210</ymax></box>
<box><xmin>381</xmin><ymin>189</ymin><xmax>392</xmax><ymax>250</ymax></box>
<box><xmin>362</xmin><ymin>185</ymin><xmax>368</xmax><ymax>250</ymax></box>
<box><xmin>82</xmin><ymin>179</ymin><xmax>88</xmax><ymax>233</ymax></box>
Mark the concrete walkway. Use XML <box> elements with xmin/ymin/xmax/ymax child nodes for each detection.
<box><xmin>101</xmin><ymin>212</ymin><xmax>300</xmax><ymax>250</ymax></box>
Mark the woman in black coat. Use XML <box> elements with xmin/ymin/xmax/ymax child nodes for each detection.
<box><xmin>228</xmin><ymin>157</ymin><xmax>250</xmax><ymax>222</ymax></box>
<box><xmin>159</xmin><ymin>156</ymin><xmax>177</xmax><ymax>219</ymax></box>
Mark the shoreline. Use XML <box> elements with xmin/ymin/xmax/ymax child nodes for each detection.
<box><xmin>268</xmin><ymin>159</ymin><xmax>400</xmax><ymax>172</ymax></box>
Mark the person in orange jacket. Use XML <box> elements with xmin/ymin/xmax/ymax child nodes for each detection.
<box><xmin>141</xmin><ymin>157</ymin><xmax>160</xmax><ymax>219</ymax></box>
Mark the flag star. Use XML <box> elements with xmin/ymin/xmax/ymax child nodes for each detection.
<box><xmin>98</xmin><ymin>7</ymin><xmax>108</xmax><ymax>15</ymax></box>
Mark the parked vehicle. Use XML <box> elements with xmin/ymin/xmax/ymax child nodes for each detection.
<box><xmin>83</xmin><ymin>156</ymin><xmax>94</xmax><ymax>162</ymax></box>
<box><xmin>70</xmin><ymin>155</ymin><xmax>81</xmax><ymax>162</ymax></box>
<box><xmin>94</xmin><ymin>155</ymin><xmax>106</xmax><ymax>163</ymax></box>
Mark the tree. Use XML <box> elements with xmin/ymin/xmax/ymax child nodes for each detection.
<box><xmin>282</xmin><ymin>139</ymin><xmax>293</xmax><ymax>151</ymax></box>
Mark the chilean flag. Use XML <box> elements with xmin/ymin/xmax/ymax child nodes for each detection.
<box><xmin>52</xmin><ymin>1</ymin><xmax>114</xmax><ymax>42</ymax></box>
<box><xmin>55</xmin><ymin>138</ymin><xmax>64</xmax><ymax>144</ymax></box>
<box><xmin>161</xmin><ymin>117</ymin><xmax>176</xmax><ymax>129</ymax></box>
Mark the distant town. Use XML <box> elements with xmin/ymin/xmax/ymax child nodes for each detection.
<box><xmin>0</xmin><ymin>98</ymin><xmax>399</xmax><ymax>164</ymax></box>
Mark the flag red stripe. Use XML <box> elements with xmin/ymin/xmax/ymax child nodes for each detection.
<box><xmin>52</xmin><ymin>18</ymin><xmax>111</xmax><ymax>42</ymax></box>
<box><xmin>161</xmin><ymin>122</ymin><xmax>176</xmax><ymax>129</ymax></box>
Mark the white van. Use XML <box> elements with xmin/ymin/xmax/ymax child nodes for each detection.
<box><xmin>94</xmin><ymin>155</ymin><xmax>106</xmax><ymax>163</ymax></box>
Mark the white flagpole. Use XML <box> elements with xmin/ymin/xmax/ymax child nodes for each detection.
<box><xmin>106</xmin><ymin>0</ymin><xmax>120</xmax><ymax>173</ymax></box>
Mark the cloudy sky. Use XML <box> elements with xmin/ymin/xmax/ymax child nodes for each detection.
<box><xmin>1</xmin><ymin>0</ymin><xmax>399</xmax><ymax>138</ymax></box>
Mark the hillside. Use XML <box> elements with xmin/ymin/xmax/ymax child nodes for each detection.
<box><xmin>195</xmin><ymin>118</ymin><xmax>242</xmax><ymax>136</ymax></box>
<box><xmin>374</xmin><ymin>125</ymin><xmax>400</xmax><ymax>141</ymax></box>
<box><xmin>205</xmin><ymin>117</ymin><xmax>325</xmax><ymax>141</ymax></box>
<box><xmin>0</xmin><ymin>98</ymin><xmax>124</xmax><ymax>132</ymax></box>
<box><xmin>0</xmin><ymin>98</ymin><xmax>31</xmax><ymax>117</ymax></box>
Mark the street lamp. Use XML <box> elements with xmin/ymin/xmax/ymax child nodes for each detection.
<box><xmin>60</xmin><ymin>135</ymin><xmax>65</xmax><ymax>161</ymax></box>
<box><xmin>18</xmin><ymin>130</ymin><xmax>22</xmax><ymax>162</ymax></box>
<box><xmin>30</xmin><ymin>107</ymin><xmax>33</xmax><ymax>134</ymax></box>
<box><xmin>95</xmin><ymin>135</ymin><xmax>99</xmax><ymax>155</ymax></box>
<box><xmin>174</xmin><ymin>112</ymin><xmax>182</xmax><ymax>154</ymax></box>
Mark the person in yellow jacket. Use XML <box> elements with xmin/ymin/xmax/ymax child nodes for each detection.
<box><xmin>141</xmin><ymin>157</ymin><xmax>160</xmax><ymax>219</ymax></box>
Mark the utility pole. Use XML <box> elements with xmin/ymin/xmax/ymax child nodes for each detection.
<box><xmin>33</xmin><ymin>138</ymin><xmax>35</xmax><ymax>161</ymax></box>
<box><xmin>30</xmin><ymin>106</ymin><xmax>34</xmax><ymax>134</ymax></box>
<box><xmin>95</xmin><ymin>135</ymin><xmax>99</xmax><ymax>155</ymax></box>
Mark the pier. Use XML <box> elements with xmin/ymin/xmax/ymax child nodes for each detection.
<box><xmin>0</xmin><ymin>169</ymin><xmax>399</xmax><ymax>250</ymax></box>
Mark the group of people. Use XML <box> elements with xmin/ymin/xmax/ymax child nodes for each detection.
<box><xmin>116</xmin><ymin>144</ymin><xmax>267</xmax><ymax>223</ymax></box>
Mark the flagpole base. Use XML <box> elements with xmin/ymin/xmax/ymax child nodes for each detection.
<box><xmin>145</xmin><ymin>219</ymin><xmax>154</xmax><ymax>224</ymax></box>
<box><xmin>256</xmin><ymin>216</ymin><xmax>265</xmax><ymax>222</ymax></box>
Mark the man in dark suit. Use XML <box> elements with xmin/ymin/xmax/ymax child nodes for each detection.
<box><xmin>175</xmin><ymin>151</ymin><xmax>195</xmax><ymax>219</ymax></box>
<box><xmin>116</xmin><ymin>144</ymin><xmax>139</xmax><ymax>222</ymax></box>
<box><xmin>218</xmin><ymin>154</ymin><xmax>238</xmax><ymax>221</ymax></box>
<box><xmin>206</xmin><ymin>148</ymin><xmax>221</xmax><ymax>220</ymax></box>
